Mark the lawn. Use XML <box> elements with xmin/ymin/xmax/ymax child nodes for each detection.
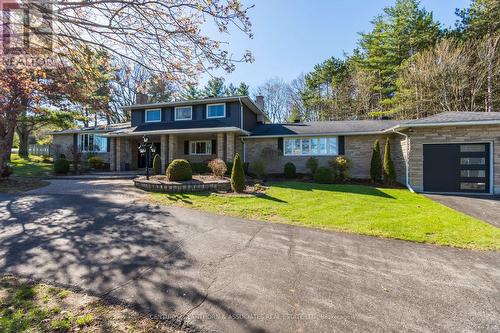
<box><xmin>150</xmin><ymin>181</ymin><xmax>500</xmax><ymax>250</ymax></box>
<box><xmin>0</xmin><ymin>275</ymin><xmax>180</xmax><ymax>333</ymax></box>
<box><xmin>9</xmin><ymin>154</ymin><xmax>52</xmax><ymax>177</ymax></box>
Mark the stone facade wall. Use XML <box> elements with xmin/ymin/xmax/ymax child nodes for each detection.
<box><xmin>405</xmin><ymin>125</ymin><xmax>500</xmax><ymax>194</ymax></box>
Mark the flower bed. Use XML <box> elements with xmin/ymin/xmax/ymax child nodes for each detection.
<box><xmin>134</xmin><ymin>175</ymin><xmax>231</xmax><ymax>193</ymax></box>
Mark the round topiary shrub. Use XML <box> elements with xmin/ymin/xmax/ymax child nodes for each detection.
<box><xmin>314</xmin><ymin>167</ymin><xmax>333</xmax><ymax>184</ymax></box>
<box><xmin>284</xmin><ymin>162</ymin><xmax>296</xmax><ymax>178</ymax></box>
<box><xmin>54</xmin><ymin>158</ymin><xmax>70</xmax><ymax>174</ymax></box>
<box><xmin>152</xmin><ymin>154</ymin><xmax>161</xmax><ymax>175</ymax></box>
<box><xmin>166</xmin><ymin>159</ymin><xmax>192</xmax><ymax>181</ymax></box>
<box><xmin>88</xmin><ymin>156</ymin><xmax>105</xmax><ymax>170</ymax></box>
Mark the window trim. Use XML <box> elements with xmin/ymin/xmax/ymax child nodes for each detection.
<box><xmin>189</xmin><ymin>140</ymin><xmax>212</xmax><ymax>155</ymax></box>
<box><xmin>174</xmin><ymin>106</ymin><xmax>192</xmax><ymax>121</ymax></box>
<box><xmin>284</xmin><ymin>136</ymin><xmax>338</xmax><ymax>156</ymax></box>
<box><xmin>78</xmin><ymin>133</ymin><xmax>108</xmax><ymax>153</ymax></box>
<box><xmin>206</xmin><ymin>103</ymin><xmax>226</xmax><ymax>119</ymax></box>
<box><xmin>145</xmin><ymin>108</ymin><xmax>162</xmax><ymax>123</ymax></box>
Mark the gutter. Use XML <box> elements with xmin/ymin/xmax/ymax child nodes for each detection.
<box><xmin>243</xmin><ymin>130</ymin><xmax>390</xmax><ymax>139</ymax></box>
<box><xmin>391</xmin><ymin>119</ymin><xmax>500</xmax><ymax>130</ymax></box>
<box><xmin>392</xmin><ymin>128</ymin><xmax>414</xmax><ymax>193</ymax></box>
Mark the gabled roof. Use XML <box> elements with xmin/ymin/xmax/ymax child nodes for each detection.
<box><xmin>248</xmin><ymin>120</ymin><xmax>400</xmax><ymax>137</ymax></box>
<box><xmin>49</xmin><ymin>122</ymin><xmax>131</xmax><ymax>135</ymax></box>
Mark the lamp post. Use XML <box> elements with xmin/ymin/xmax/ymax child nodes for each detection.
<box><xmin>138</xmin><ymin>135</ymin><xmax>156</xmax><ymax>180</ymax></box>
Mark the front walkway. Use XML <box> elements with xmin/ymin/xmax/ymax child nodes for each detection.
<box><xmin>0</xmin><ymin>180</ymin><xmax>499</xmax><ymax>332</ymax></box>
<box><xmin>426</xmin><ymin>194</ymin><xmax>500</xmax><ymax>228</ymax></box>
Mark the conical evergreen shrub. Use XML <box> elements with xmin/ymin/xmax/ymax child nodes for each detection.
<box><xmin>370</xmin><ymin>139</ymin><xmax>382</xmax><ymax>183</ymax></box>
<box><xmin>383</xmin><ymin>138</ymin><xmax>397</xmax><ymax>185</ymax></box>
<box><xmin>231</xmin><ymin>153</ymin><xmax>246</xmax><ymax>193</ymax></box>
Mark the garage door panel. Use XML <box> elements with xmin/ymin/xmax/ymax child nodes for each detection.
<box><xmin>423</xmin><ymin>143</ymin><xmax>490</xmax><ymax>194</ymax></box>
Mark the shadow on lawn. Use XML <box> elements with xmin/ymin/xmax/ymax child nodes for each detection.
<box><xmin>270</xmin><ymin>181</ymin><xmax>396</xmax><ymax>199</ymax></box>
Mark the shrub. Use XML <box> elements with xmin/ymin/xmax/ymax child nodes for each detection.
<box><xmin>191</xmin><ymin>162</ymin><xmax>210</xmax><ymax>174</ymax></box>
<box><xmin>383</xmin><ymin>138</ymin><xmax>397</xmax><ymax>184</ymax></box>
<box><xmin>370</xmin><ymin>140</ymin><xmax>382</xmax><ymax>183</ymax></box>
<box><xmin>314</xmin><ymin>167</ymin><xmax>334</xmax><ymax>184</ymax></box>
<box><xmin>54</xmin><ymin>158</ymin><xmax>70</xmax><ymax>174</ymax></box>
<box><xmin>208</xmin><ymin>159</ymin><xmax>227</xmax><ymax>178</ymax></box>
<box><xmin>59</xmin><ymin>153</ymin><xmax>66</xmax><ymax>159</ymax></box>
<box><xmin>330</xmin><ymin>156</ymin><xmax>351</xmax><ymax>181</ymax></box>
<box><xmin>152</xmin><ymin>154</ymin><xmax>161</xmax><ymax>175</ymax></box>
<box><xmin>306</xmin><ymin>157</ymin><xmax>319</xmax><ymax>174</ymax></box>
<box><xmin>251</xmin><ymin>160</ymin><xmax>266</xmax><ymax>179</ymax></box>
<box><xmin>166</xmin><ymin>159</ymin><xmax>192</xmax><ymax>181</ymax></box>
<box><xmin>88</xmin><ymin>156</ymin><xmax>105</xmax><ymax>170</ymax></box>
<box><xmin>283</xmin><ymin>162</ymin><xmax>296</xmax><ymax>178</ymax></box>
<box><xmin>42</xmin><ymin>155</ymin><xmax>52</xmax><ymax>163</ymax></box>
<box><xmin>1</xmin><ymin>164</ymin><xmax>12</xmax><ymax>178</ymax></box>
<box><xmin>231</xmin><ymin>153</ymin><xmax>246</xmax><ymax>192</ymax></box>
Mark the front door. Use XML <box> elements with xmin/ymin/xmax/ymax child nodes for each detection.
<box><xmin>138</xmin><ymin>142</ymin><xmax>161</xmax><ymax>168</ymax></box>
<box><xmin>423</xmin><ymin>143</ymin><xmax>490</xmax><ymax>193</ymax></box>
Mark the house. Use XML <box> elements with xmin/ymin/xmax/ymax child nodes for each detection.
<box><xmin>50</xmin><ymin>95</ymin><xmax>500</xmax><ymax>195</ymax></box>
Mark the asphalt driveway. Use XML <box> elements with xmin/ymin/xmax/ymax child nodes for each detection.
<box><xmin>0</xmin><ymin>179</ymin><xmax>499</xmax><ymax>332</ymax></box>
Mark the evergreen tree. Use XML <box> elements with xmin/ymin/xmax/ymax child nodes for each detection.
<box><xmin>203</xmin><ymin>78</ymin><xmax>225</xmax><ymax>97</ymax></box>
<box><xmin>225</xmin><ymin>83</ymin><xmax>238</xmax><ymax>96</ymax></box>
<box><xmin>183</xmin><ymin>84</ymin><xmax>200</xmax><ymax>100</ymax></box>
<box><xmin>231</xmin><ymin>153</ymin><xmax>246</xmax><ymax>193</ymax></box>
<box><xmin>383</xmin><ymin>138</ymin><xmax>397</xmax><ymax>184</ymax></box>
<box><xmin>370</xmin><ymin>140</ymin><xmax>382</xmax><ymax>183</ymax></box>
<box><xmin>152</xmin><ymin>154</ymin><xmax>161</xmax><ymax>175</ymax></box>
<box><xmin>237</xmin><ymin>82</ymin><xmax>250</xmax><ymax>95</ymax></box>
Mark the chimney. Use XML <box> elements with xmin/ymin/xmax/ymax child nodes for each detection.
<box><xmin>255</xmin><ymin>95</ymin><xmax>264</xmax><ymax>111</ymax></box>
<box><xmin>135</xmin><ymin>92</ymin><xmax>148</xmax><ymax>105</ymax></box>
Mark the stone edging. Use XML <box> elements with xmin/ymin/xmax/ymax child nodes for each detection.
<box><xmin>134</xmin><ymin>178</ymin><xmax>231</xmax><ymax>193</ymax></box>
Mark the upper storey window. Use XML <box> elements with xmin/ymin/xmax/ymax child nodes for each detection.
<box><xmin>145</xmin><ymin>109</ymin><xmax>161</xmax><ymax>123</ymax></box>
<box><xmin>175</xmin><ymin>106</ymin><xmax>192</xmax><ymax>121</ymax></box>
<box><xmin>207</xmin><ymin>103</ymin><xmax>226</xmax><ymax>118</ymax></box>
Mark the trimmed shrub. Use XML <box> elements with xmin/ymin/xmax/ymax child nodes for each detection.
<box><xmin>152</xmin><ymin>154</ymin><xmax>161</xmax><ymax>175</ymax></box>
<box><xmin>251</xmin><ymin>160</ymin><xmax>266</xmax><ymax>179</ymax></box>
<box><xmin>166</xmin><ymin>159</ymin><xmax>192</xmax><ymax>181</ymax></box>
<box><xmin>283</xmin><ymin>162</ymin><xmax>296</xmax><ymax>178</ymax></box>
<box><xmin>54</xmin><ymin>158</ymin><xmax>70</xmax><ymax>174</ymax></box>
<box><xmin>314</xmin><ymin>167</ymin><xmax>334</xmax><ymax>184</ymax></box>
<box><xmin>208</xmin><ymin>159</ymin><xmax>227</xmax><ymax>178</ymax></box>
<box><xmin>383</xmin><ymin>138</ymin><xmax>397</xmax><ymax>184</ymax></box>
<box><xmin>191</xmin><ymin>162</ymin><xmax>210</xmax><ymax>174</ymax></box>
<box><xmin>1</xmin><ymin>164</ymin><xmax>12</xmax><ymax>178</ymax></box>
<box><xmin>231</xmin><ymin>153</ymin><xmax>246</xmax><ymax>193</ymax></box>
<box><xmin>370</xmin><ymin>140</ymin><xmax>382</xmax><ymax>183</ymax></box>
<box><xmin>306</xmin><ymin>157</ymin><xmax>319</xmax><ymax>174</ymax></box>
<box><xmin>88</xmin><ymin>156</ymin><xmax>105</xmax><ymax>170</ymax></box>
<box><xmin>330</xmin><ymin>156</ymin><xmax>351</xmax><ymax>181</ymax></box>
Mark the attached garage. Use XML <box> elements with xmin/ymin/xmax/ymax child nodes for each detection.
<box><xmin>423</xmin><ymin>143</ymin><xmax>492</xmax><ymax>194</ymax></box>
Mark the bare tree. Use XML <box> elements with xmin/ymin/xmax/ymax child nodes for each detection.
<box><xmin>255</xmin><ymin>78</ymin><xmax>292</xmax><ymax>123</ymax></box>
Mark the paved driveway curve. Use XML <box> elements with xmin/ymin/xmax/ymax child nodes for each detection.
<box><xmin>0</xmin><ymin>180</ymin><xmax>499</xmax><ymax>332</ymax></box>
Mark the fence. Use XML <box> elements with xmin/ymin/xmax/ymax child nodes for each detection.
<box><xmin>28</xmin><ymin>144</ymin><xmax>50</xmax><ymax>156</ymax></box>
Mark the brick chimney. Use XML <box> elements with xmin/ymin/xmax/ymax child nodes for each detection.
<box><xmin>135</xmin><ymin>92</ymin><xmax>148</xmax><ymax>105</ymax></box>
<box><xmin>255</xmin><ymin>95</ymin><xmax>264</xmax><ymax>111</ymax></box>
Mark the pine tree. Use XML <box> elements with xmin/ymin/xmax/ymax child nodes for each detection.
<box><xmin>203</xmin><ymin>78</ymin><xmax>225</xmax><ymax>97</ymax></box>
<box><xmin>383</xmin><ymin>138</ymin><xmax>397</xmax><ymax>184</ymax></box>
<box><xmin>225</xmin><ymin>83</ymin><xmax>238</xmax><ymax>96</ymax></box>
<box><xmin>237</xmin><ymin>82</ymin><xmax>250</xmax><ymax>96</ymax></box>
<box><xmin>183</xmin><ymin>84</ymin><xmax>200</xmax><ymax>100</ymax></box>
<box><xmin>370</xmin><ymin>140</ymin><xmax>382</xmax><ymax>183</ymax></box>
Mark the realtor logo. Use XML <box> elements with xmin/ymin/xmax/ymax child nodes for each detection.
<box><xmin>1</xmin><ymin>0</ymin><xmax>57</xmax><ymax>68</ymax></box>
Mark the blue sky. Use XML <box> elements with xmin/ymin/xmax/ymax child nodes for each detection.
<box><xmin>202</xmin><ymin>0</ymin><xmax>471</xmax><ymax>90</ymax></box>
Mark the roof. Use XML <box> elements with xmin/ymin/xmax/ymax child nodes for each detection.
<box><xmin>122</xmin><ymin>95</ymin><xmax>269</xmax><ymax>122</ymax></box>
<box><xmin>402</xmin><ymin>112</ymin><xmax>500</xmax><ymax>126</ymax></box>
<box><xmin>50</xmin><ymin>122</ymin><xmax>131</xmax><ymax>135</ymax></box>
<box><xmin>248</xmin><ymin>120</ymin><xmax>401</xmax><ymax>137</ymax></box>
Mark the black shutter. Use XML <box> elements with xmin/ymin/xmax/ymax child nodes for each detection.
<box><xmin>277</xmin><ymin>137</ymin><xmax>283</xmax><ymax>153</ymax></box>
<box><xmin>338</xmin><ymin>136</ymin><xmax>345</xmax><ymax>155</ymax></box>
<box><xmin>73</xmin><ymin>134</ymin><xmax>78</xmax><ymax>152</ymax></box>
<box><xmin>184</xmin><ymin>141</ymin><xmax>189</xmax><ymax>155</ymax></box>
<box><xmin>106</xmin><ymin>137</ymin><xmax>110</xmax><ymax>152</ymax></box>
<box><xmin>201</xmin><ymin>105</ymin><xmax>206</xmax><ymax>120</ymax></box>
<box><xmin>225</xmin><ymin>103</ymin><xmax>230</xmax><ymax>117</ymax></box>
<box><xmin>141</xmin><ymin>110</ymin><xmax>145</xmax><ymax>123</ymax></box>
<box><xmin>212</xmin><ymin>140</ymin><xmax>216</xmax><ymax>154</ymax></box>
<box><xmin>171</xmin><ymin>108</ymin><xmax>175</xmax><ymax>121</ymax></box>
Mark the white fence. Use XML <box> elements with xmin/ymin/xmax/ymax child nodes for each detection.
<box><xmin>28</xmin><ymin>144</ymin><xmax>50</xmax><ymax>156</ymax></box>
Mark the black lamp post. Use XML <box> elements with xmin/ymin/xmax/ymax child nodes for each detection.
<box><xmin>138</xmin><ymin>135</ymin><xmax>156</xmax><ymax>180</ymax></box>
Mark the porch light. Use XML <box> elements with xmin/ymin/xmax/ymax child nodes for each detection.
<box><xmin>150</xmin><ymin>145</ymin><xmax>156</xmax><ymax>154</ymax></box>
<box><xmin>143</xmin><ymin>135</ymin><xmax>149</xmax><ymax>143</ymax></box>
<box><xmin>138</xmin><ymin>135</ymin><xmax>155</xmax><ymax>180</ymax></box>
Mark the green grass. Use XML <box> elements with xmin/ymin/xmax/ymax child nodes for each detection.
<box><xmin>151</xmin><ymin>181</ymin><xmax>500</xmax><ymax>250</ymax></box>
<box><xmin>9</xmin><ymin>154</ymin><xmax>52</xmax><ymax>177</ymax></box>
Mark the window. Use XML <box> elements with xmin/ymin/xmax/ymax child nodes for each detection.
<box><xmin>460</xmin><ymin>144</ymin><xmax>485</xmax><ymax>152</ymax></box>
<box><xmin>460</xmin><ymin>182</ymin><xmax>486</xmax><ymax>191</ymax></box>
<box><xmin>175</xmin><ymin>106</ymin><xmax>192</xmax><ymax>121</ymax></box>
<box><xmin>189</xmin><ymin>140</ymin><xmax>212</xmax><ymax>155</ymax></box>
<box><xmin>78</xmin><ymin>134</ymin><xmax>108</xmax><ymax>153</ymax></box>
<box><xmin>460</xmin><ymin>170</ymin><xmax>486</xmax><ymax>178</ymax></box>
<box><xmin>207</xmin><ymin>103</ymin><xmax>226</xmax><ymax>118</ymax></box>
<box><xmin>145</xmin><ymin>109</ymin><xmax>161</xmax><ymax>123</ymax></box>
<box><xmin>284</xmin><ymin>137</ymin><xmax>338</xmax><ymax>156</ymax></box>
<box><xmin>460</xmin><ymin>157</ymin><xmax>486</xmax><ymax>165</ymax></box>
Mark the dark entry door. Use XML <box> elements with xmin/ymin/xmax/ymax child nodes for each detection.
<box><xmin>138</xmin><ymin>142</ymin><xmax>161</xmax><ymax>168</ymax></box>
<box><xmin>423</xmin><ymin>143</ymin><xmax>490</xmax><ymax>193</ymax></box>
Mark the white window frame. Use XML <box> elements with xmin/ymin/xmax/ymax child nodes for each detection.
<box><xmin>189</xmin><ymin>140</ymin><xmax>212</xmax><ymax>155</ymax></box>
<box><xmin>206</xmin><ymin>103</ymin><xmax>226</xmax><ymax>119</ymax></box>
<box><xmin>175</xmin><ymin>106</ymin><xmax>192</xmax><ymax>121</ymax></box>
<box><xmin>284</xmin><ymin>136</ymin><xmax>338</xmax><ymax>156</ymax></box>
<box><xmin>78</xmin><ymin>133</ymin><xmax>108</xmax><ymax>153</ymax></box>
<box><xmin>145</xmin><ymin>108</ymin><xmax>162</xmax><ymax>123</ymax></box>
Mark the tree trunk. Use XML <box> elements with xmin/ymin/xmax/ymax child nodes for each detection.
<box><xmin>16</xmin><ymin>126</ymin><xmax>30</xmax><ymax>158</ymax></box>
<box><xmin>0</xmin><ymin>123</ymin><xmax>15</xmax><ymax>178</ymax></box>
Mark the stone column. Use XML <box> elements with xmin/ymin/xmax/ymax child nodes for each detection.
<box><xmin>168</xmin><ymin>134</ymin><xmax>176</xmax><ymax>162</ymax></box>
<box><xmin>116</xmin><ymin>137</ymin><xmax>122</xmax><ymax>171</ymax></box>
<box><xmin>217</xmin><ymin>132</ymin><xmax>225</xmax><ymax>160</ymax></box>
<box><xmin>161</xmin><ymin>134</ymin><xmax>168</xmax><ymax>173</ymax></box>
<box><xmin>226</xmin><ymin>132</ymin><xmax>235</xmax><ymax>162</ymax></box>
<box><xmin>109</xmin><ymin>137</ymin><xmax>116</xmax><ymax>171</ymax></box>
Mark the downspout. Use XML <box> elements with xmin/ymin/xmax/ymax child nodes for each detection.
<box><xmin>392</xmin><ymin>128</ymin><xmax>415</xmax><ymax>193</ymax></box>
